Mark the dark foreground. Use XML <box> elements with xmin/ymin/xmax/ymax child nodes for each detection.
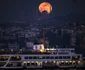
<box><xmin>0</xmin><ymin>67</ymin><xmax>85</xmax><ymax>70</ymax></box>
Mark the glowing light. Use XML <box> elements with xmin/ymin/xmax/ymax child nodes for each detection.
<box><xmin>27</xmin><ymin>61</ymin><xmax>29</xmax><ymax>63</ymax></box>
<box><xmin>53</xmin><ymin>61</ymin><xmax>56</xmax><ymax>63</ymax></box>
<box><xmin>66</xmin><ymin>61</ymin><xmax>68</xmax><ymax>63</ymax></box>
<box><xmin>78</xmin><ymin>61</ymin><xmax>81</xmax><ymax>63</ymax></box>
<box><xmin>36</xmin><ymin>61</ymin><xmax>38</xmax><ymax>63</ymax></box>
<box><xmin>73</xmin><ymin>61</ymin><xmax>75</xmax><ymax>63</ymax></box>
<box><xmin>32</xmin><ymin>61</ymin><xmax>34</xmax><ymax>63</ymax></box>
<box><xmin>39</xmin><ymin>2</ymin><xmax>52</xmax><ymax>14</ymax></box>
<box><xmin>16</xmin><ymin>56</ymin><xmax>20</xmax><ymax>59</ymax></box>
<box><xmin>40</xmin><ymin>49</ymin><xmax>45</xmax><ymax>53</ymax></box>
<box><xmin>23</xmin><ymin>61</ymin><xmax>27</xmax><ymax>63</ymax></box>
<box><xmin>61</xmin><ymin>61</ymin><xmax>64</xmax><ymax>62</ymax></box>
<box><xmin>45</xmin><ymin>61</ymin><xmax>47</xmax><ymax>63</ymax></box>
<box><xmin>78</xmin><ymin>61</ymin><xmax>82</xmax><ymax>65</ymax></box>
<box><xmin>70</xmin><ymin>61</ymin><xmax>72</xmax><ymax>62</ymax></box>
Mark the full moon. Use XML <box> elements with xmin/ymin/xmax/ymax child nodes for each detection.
<box><xmin>39</xmin><ymin>2</ymin><xmax>52</xmax><ymax>14</ymax></box>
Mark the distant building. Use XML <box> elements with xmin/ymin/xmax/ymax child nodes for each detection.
<box><xmin>8</xmin><ymin>42</ymin><xmax>19</xmax><ymax>50</ymax></box>
<box><xmin>26</xmin><ymin>42</ymin><xmax>34</xmax><ymax>50</ymax></box>
<box><xmin>70</xmin><ymin>30</ymin><xmax>76</xmax><ymax>47</ymax></box>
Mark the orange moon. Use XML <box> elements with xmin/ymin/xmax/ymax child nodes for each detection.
<box><xmin>39</xmin><ymin>2</ymin><xmax>52</xmax><ymax>14</ymax></box>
